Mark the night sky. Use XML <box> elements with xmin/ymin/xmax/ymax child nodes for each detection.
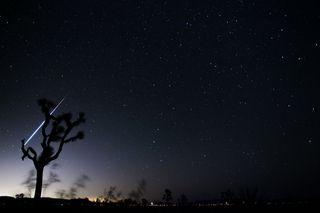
<box><xmin>0</xmin><ymin>0</ymin><xmax>319</xmax><ymax>201</ymax></box>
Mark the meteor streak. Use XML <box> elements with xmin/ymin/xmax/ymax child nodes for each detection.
<box><xmin>24</xmin><ymin>97</ymin><xmax>65</xmax><ymax>145</ymax></box>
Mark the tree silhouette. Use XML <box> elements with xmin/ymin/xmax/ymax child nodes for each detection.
<box><xmin>55</xmin><ymin>189</ymin><xmax>66</xmax><ymax>199</ymax></box>
<box><xmin>239</xmin><ymin>186</ymin><xmax>259</xmax><ymax>206</ymax></box>
<box><xmin>162</xmin><ymin>188</ymin><xmax>172</xmax><ymax>205</ymax></box>
<box><xmin>21</xmin><ymin>98</ymin><xmax>85</xmax><ymax>199</ymax></box>
<box><xmin>15</xmin><ymin>193</ymin><xmax>25</xmax><ymax>199</ymax></box>
<box><xmin>129</xmin><ymin>179</ymin><xmax>147</xmax><ymax>203</ymax></box>
<box><xmin>220</xmin><ymin>189</ymin><xmax>236</xmax><ymax>205</ymax></box>
<box><xmin>177</xmin><ymin>194</ymin><xmax>188</xmax><ymax>206</ymax></box>
<box><xmin>55</xmin><ymin>174</ymin><xmax>90</xmax><ymax>199</ymax></box>
<box><xmin>141</xmin><ymin>198</ymin><xmax>148</xmax><ymax>207</ymax></box>
<box><xmin>103</xmin><ymin>186</ymin><xmax>122</xmax><ymax>203</ymax></box>
<box><xmin>67</xmin><ymin>174</ymin><xmax>90</xmax><ymax>199</ymax></box>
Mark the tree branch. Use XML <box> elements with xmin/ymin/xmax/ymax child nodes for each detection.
<box><xmin>48</xmin><ymin>138</ymin><xmax>65</xmax><ymax>162</ymax></box>
<box><xmin>22</xmin><ymin>99</ymin><xmax>85</xmax><ymax>169</ymax></box>
<box><xmin>21</xmin><ymin>140</ymin><xmax>38</xmax><ymax>166</ymax></box>
<box><xmin>48</xmin><ymin>125</ymin><xmax>72</xmax><ymax>162</ymax></box>
<box><xmin>49</xmin><ymin>112</ymin><xmax>85</xmax><ymax>162</ymax></box>
<box><xmin>41</xmin><ymin>110</ymin><xmax>51</xmax><ymax>148</ymax></box>
<box><xmin>64</xmin><ymin>131</ymin><xmax>84</xmax><ymax>143</ymax></box>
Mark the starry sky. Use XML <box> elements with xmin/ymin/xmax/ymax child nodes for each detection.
<box><xmin>0</xmin><ymin>0</ymin><xmax>319</xmax><ymax>201</ymax></box>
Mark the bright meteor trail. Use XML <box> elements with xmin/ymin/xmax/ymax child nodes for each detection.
<box><xmin>24</xmin><ymin>97</ymin><xmax>66</xmax><ymax>145</ymax></box>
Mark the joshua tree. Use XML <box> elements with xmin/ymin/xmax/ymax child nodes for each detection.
<box><xmin>21</xmin><ymin>98</ymin><xmax>85</xmax><ymax>199</ymax></box>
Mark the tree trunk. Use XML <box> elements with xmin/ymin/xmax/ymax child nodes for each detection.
<box><xmin>34</xmin><ymin>166</ymin><xmax>44</xmax><ymax>199</ymax></box>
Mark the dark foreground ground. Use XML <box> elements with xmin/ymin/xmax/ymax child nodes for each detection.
<box><xmin>0</xmin><ymin>205</ymin><xmax>319</xmax><ymax>213</ymax></box>
<box><xmin>1</xmin><ymin>197</ymin><xmax>319</xmax><ymax>212</ymax></box>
